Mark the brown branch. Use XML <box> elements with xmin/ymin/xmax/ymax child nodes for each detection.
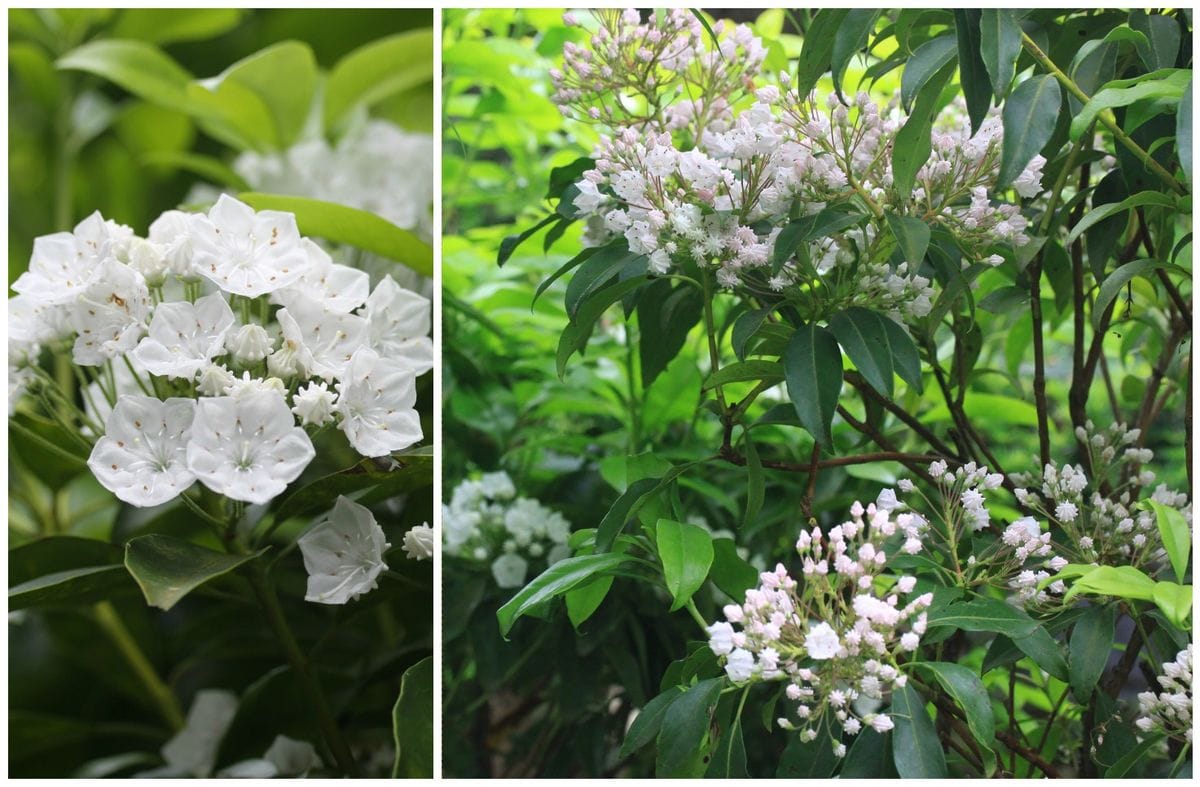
<box><xmin>995</xmin><ymin>730</ymin><xmax>1063</xmax><ymax>779</ymax></box>
<box><xmin>1134</xmin><ymin>322</ymin><xmax>1186</xmax><ymax>443</ymax></box>
<box><xmin>1029</xmin><ymin>255</ymin><xmax>1052</xmax><ymax>468</ymax></box>
<box><xmin>718</xmin><ymin>446</ymin><xmax>945</xmax><ymax>475</ymax></box>
<box><xmin>845</xmin><ymin>372</ymin><xmax>960</xmax><ymax>459</ymax></box>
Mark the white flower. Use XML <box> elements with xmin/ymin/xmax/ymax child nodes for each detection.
<box><xmin>223</xmin><ymin>372</ymin><xmax>286</xmax><ymax>399</ymax></box>
<box><xmin>291</xmin><ymin>381</ymin><xmax>338</xmax><ymax>426</ymax></box>
<box><xmin>362</xmin><ymin>275</ymin><xmax>433</xmax><ymax>375</ymax></box>
<box><xmin>869</xmin><ymin>713</ymin><xmax>894</xmax><ymax>732</ymax></box>
<box><xmin>132</xmin><ymin>293</ymin><xmax>235</xmax><ymax>379</ymax></box>
<box><xmin>196</xmin><ymin>363</ymin><xmax>236</xmax><ymax>396</ymax></box>
<box><xmin>69</xmin><ymin>259</ymin><xmax>151</xmax><ymax>366</ymax></box>
<box><xmin>491</xmin><ymin>552</ymin><xmax>528</xmax><ymax>588</ymax></box>
<box><xmin>271</xmin><ymin>239</ymin><xmax>370</xmax><ymax>314</ymax></box>
<box><xmin>226</xmin><ymin>323</ymin><xmax>273</xmax><ymax>362</ymax></box>
<box><xmin>804</xmin><ymin>621</ymin><xmax>841</xmax><ymax>660</ymax></box>
<box><xmin>189</xmin><ymin>194</ymin><xmax>309</xmax><ymax>297</ymax></box>
<box><xmin>402</xmin><ymin>522</ymin><xmax>434</xmax><ymax>560</ymax></box>
<box><xmin>12</xmin><ymin>212</ymin><xmax>120</xmax><ymax>305</ymax></box>
<box><xmin>297</xmin><ymin>496</ymin><xmax>389</xmax><ymax>604</ymax></box>
<box><xmin>262</xmin><ymin>736</ymin><xmax>322</xmax><ymax>777</ymax></box>
<box><xmin>186</xmin><ymin>392</ymin><xmax>315</xmax><ymax>504</ymax></box>
<box><xmin>147</xmin><ymin>209</ymin><xmax>196</xmax><ymax>277</ymax></box>
<box><xmin>160</xmin><ymin>689</ymin><xmax>239</xmax><ymax>778</ymax></box>
<box><xmin>724</xmin><ymin>647</ymin><xmax>756</xmax><ymax>682</ymax></box>
<box><xmin>708</xmin><ymin>621</ymin><xmax>735</xmax><ymax>655</ymax></box>
<box><xmin>87</xmin><ymin>395</ymin><xmax>197</xmax><ymax>507</ymax></box>
<box><xmin>335</xmin><ymin>348</ymin><xmax>422</xmax><ymax>457</ymax></box>
<box><xmin>275</xmin><ymin>294</ymin><xmax>368</xmax><ymax>381</ymax></box>
<box><xmin>1055</xmin><ymin>501</ymin><xmax>1079</xmax><ymax>523</ymax></box>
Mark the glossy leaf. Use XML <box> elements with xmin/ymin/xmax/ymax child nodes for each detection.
<box><xmin>620</xmin><ymin>687</ymin><xmax>682</xmax><ymax>759</ymax></box>
<box><xmin>900</xmin><ymin>35</ymin><xmax>956</xmax><ymax>111</ymax></box>
<box><xmin>894</xmin><ymin>60</ymin><xmax>956</xmax><ymax>197</ymax></box>
<box><xmin>1012</xmin><ymin>625</ymin><xmax>1070</xmax><ymax>682</ymax></box>
<box><xmin>887</xmin><ymin>212</ymin><xmax>932</xmax><ymax>266</ymax></box>
<box><xmin>829</xmin><ymin>307</ymin><xmax>894</xmax><ymax>397</ymax></box>
<box><xmin>638</xmin><ymin>280</ymin><xmax>703</xmax><ymax>388</ymax></box>
<box><xmin>926</xmin><ymin>596</ymin><xmax>1038</xmax><ymax>637</ymax></box>
<box><xmin>954</xmin><ymin>10</ymin><xmax>991</xmax><ymax>134</ymax></box>
<box><xmin>237</xmin><ymin>193</ymin><xmax>433</xmax><ymax>275</ymax></box>
<box><xmin>207</xmin><ymin>41</ymin><xmax>317</xmax><ymax>149</ymax></box>
<box><xmin>10</xmin><ymin>565</ymin><xmax>131</xmax><ymax>611</ymax></box>
<box><xmin>656</xmin><ymin>518</ymin><xmax>714</xmax><ymax>612</ymax></box>
<box><xmin>1151</xmin><ymin>582</ymin><xmax>1192</xmax><ymax>630</ymax></box>
<box><xmin>325</xmin><ymin>28</ymin><xmax>434</xmax><ymax>130</ymax></box>
<box><xmin>794</xmin><ymin>10</ymin><xmax>850</xmax><ymax>98</ymax></box>
<box><xmin>1067</xmin><ymin>191</ymin><xmax>1178</xmax><ymax>245</ymax></box>
<box><xmin>830</xmin><ymin>10</ymin><xmax>879</xmax><ymax>98</ymax></box>
<box><xmin>1070</xmin><ymin>68</ymin><xmax>1191</xmax><ymax>141</ymax></box>
<box><xmin>783</xmin><ymin>323</ymin><xmax>843</xmax><ymax>446</ymax></box>
<box><xmin>913</xmin><ymin>662</ymin><xmax>996</xmax><ymax>757</ymax></box>
<box><xmin>998</xmin><ymin>74</ymin><xmax>1062</xmax><ymax>188</ymax></box>
<box><xmin>880</xmin><ymin>314</ymin><xmax>924</xmax><ymax>392</ymax></box>
<box><xmin>710</xmin><ymin>538</ymin><xmax>758</xmax><ymax>601</ymax></box>
<box><xmin>1069</xmin><ymin>604</ymin><xmax>1116</xmax><ymax>702</ymax></box>
<box><xmin>703</xmin><ymin>360</ymin><xmax>784</xmax><ymax>391</ymax></box>
<box><xmin>891</xmin><ymin>685</ymin><xmax>947</xmax><ymax>778</ymax></box>
<box><xmin>980</xmin><ymin>10</ymin><xmax>1022</xmax><ymax>98</ymax></box>
<box><xmin>656</xmin><ymin>678</ymin><xmax>722</xmax><ymax>777</ymax></box>
<box><xmin>1149</xmin><ymin>500</ymin><xmax>1191</xmax><ymax>582</ymax></box>
<box><xmin>496</xmin><ymin>553</ymin><xmax>629</xmax><ymax>637</ymax></box>
<box><xmin>123</xmin><ymin>534</ymin><xmax>264</xmax><ymax>611</ymax></box>
<box><xmin>1129</xmin><ymin>11</ymin><xmax>1182</xmax><ymax>71</ymax></box>
<box><xmin>1092</xmin><ymin>258</ymin><xmax>1187</xmax><ymax>330</ymax></box>
<box><xmin>57</xmin><ymin>39</ymin><xmax>193</xmax><ymax>114</ymax></box>
<box><xmin>392</xmin><ymin>656</ymin><xmax>433</xmax><ymax>778</ymax></box>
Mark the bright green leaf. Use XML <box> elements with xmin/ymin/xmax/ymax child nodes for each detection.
<box><xmin>656</xmin><ymin>519</ymin><xmax>714</xmax><ymax>612</ymax></box>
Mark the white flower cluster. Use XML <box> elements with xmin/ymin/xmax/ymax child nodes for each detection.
<box><xmin>553</xmin><ymin>9</ymin><xmax>764</xmax><ymax>136</ymax></box>
<box><xmin>706</xmin><ymin>489</ymin><xmax>933</xmax><ymax>753</ymax></box>
<box><xmin>557</xmin><ymin>16</ymin><xmax>1045</xmax><ymax>324</ymax></box>
<box><xmin>1136</xmin><ymin>645</ymin><xmax>1193</xmax><ymax>744</ymax></box>
<box><xmin>1012</xmin><ymin>422</ymin><xmax>1190</xmax><ymax>578</ymax></box>
<box><xmin>9</xmin><ymin>195</ymin><xmax>433</xmax><ymax>509</ymax></box>
<box><xmin>234</xmin><ymin>120</ymin><xmax>434</xmax><ymax>242</ymax></box>
<box><xmin>442</xmin><ymin>471</ymin><xmax>572</xmax><ymax>588</ymax></box>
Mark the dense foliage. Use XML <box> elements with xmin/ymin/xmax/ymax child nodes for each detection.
<box><xmin>444</xmin><ymin>8</ymin><xmax>1192</xmax><ymax>778</ymax></box>
<box><xmin>8</xmin><ymin>9</ymin><xmax>434</xmax><ymax>778</ymax></box>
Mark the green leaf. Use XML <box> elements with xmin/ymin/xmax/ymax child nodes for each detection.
<box><xmin>703</xmin><ymin>360</ymin><xmax>784</xmax><ymax>391</ymax></box>
<box><xmin>1178</xmin><ymin>80</ymin><xmax>1192</xmax><ymax>183</ymax></box>
<box><xmin>123</xmin><ymin>534</ymin><xmax>265</xmax><ymax>611</ymax></box>
<box><xmin>656</xmin><ymin>678</ymin><xmax>723</xmax><ymax>777</ymax></box>
<box><xmin>206</xmin><ymin>41</ymin><xmax>317</xmax><ymax>149</ymax></box>
<box><xmin>565</xmin><ymin>575</ymin><xmax>613</xmax><ymax>628</ymax></box>
<box><xmin>325</xmin><ymin>28</ymin><xmax>434</xmax><ymax>130</ymax></box>
<box><xmin>496</xmin><ymin>553</ymin><xmax>629</xmax><ymax>637</ymax></box>
<box><xmin>498</xmin><ymin>214</ymin><xmax>558</xmax><ymax>266</ymax></box>
<box><xmin>710</xmin><ymin>538</ymin><xmax>758</xmax><ymax>601</ymax></box>
<box><xmin>772</xmin><ymin>206</ymin><xmax>866</xmax><ymax>273</ymax></box>
<box><xmin>732</xmin><ymin>306</ymin><xmax>772</xmax><ymax>361</ymax></box>
<box><xmin>57</xmin><ymin>39</ymin><xmax>193</xmax><ymax>114</ymax></box>
<box><xmin>1069</xmin><ymin>604</ymin><xmax>1116</xmax><ymax>702</ymax></box>
<box><xmin>886</xmin><ymin>212</ymin><xmax>932</xmax><ymax>265</ymax></box>
<box><xmin>778</xmin><ymin>717</ymin><xmax>839</xmax><ymax>777</ymax></box>
<box><xmin>783</xmin><ymin>323</ymin><xmax>843</xmax><ymax>446</ymax></box>
<box><xmin>545</xmin><ymin>156</ymin><xmax>596</xmax><ymax>200</ymax></box>
<box><xmin>1148</xmin><ymin>500</ymin><xmax>1191</xmax><ymax>582</ymax></box>
<box><xmin>392</xmin><ymin>656</ymin><xmax>433</xmax><ymax>778</ymax></box>
<box><xmin>924</xmin><ymin>392</ymin><xmax>1037</xmax><ymax>428</ymax></box>
<box><xmin>830</xmin><ymin>10</ymin><xmax>879</xmax><ymax>98</ymax></box>
<box><xmin>237</xmin><ymin>193</ymin><xmax>432</xmax><ymax>276</ymax></box>
<box><xmin>840</xmin><ymin>728</ymin><xmax>893</xmax><ymax>777</ymax></box>
<box><xmin>705</xmin><ymin>711</ymin><xmax>747</xmax><ymax>778</ymax></box>
<box><xmin>1062</xmin><ymin>564</ymin><xmax>1157</xmax><ymax>604</ymax></box>
<box><xmin>1105</xmin><ymin>732</ymin><xmax>1166</xmax><ymax>777</ymax></box>
<box><xmin>742</xmin><ymin>433</ymin><xmax>764</xmax><ymax>530</ymax></box>
<box><xmin>1129</xmin><ymin>11</ymin><xmax>1182</xmax><ymax>72</ymax></box>
<box><xmin>829</xmin><ymin>307</ymin><xmax>894</xmax><ymax>397</ymax></box>
<box><xmin>140</xmin><ymin>150</ymin><xmax>251</xmax><ymax>191</ymax></box>
<box><xmin>109</xmin><ymin>9</ymin><xmax>243</xmax><ymax>44</ymax></box>
<box><xmin>880</xmin><ymin>314</ymin><xmax>923</xmax><ymax>393</ymax></box>
<box><xmin>954</xmin><ymin>10</ymin><xmax>991</xmax><ymax>134</ymax></box>
<box><xmin>912</xmin><ymin>662</ymin><xmax>996</xmax><ymax>758</ymax></box>
<box><xmin>978</xmin><ymin>285</ymin><xmax>1031</xmax><ymax>313</ymax></box>
<box><xmin>1092</xmin><ymin>258</ymin><xmax>1187</xmax><ymax>329</ymax></box>
<box><xmin>794</xmin><ymin>10</ymin><xmax>850</xmax><ymax>98</ymax></box>
<box><xmin>656</xmin><ymin>519</ymin><xmax>714</xmax><ymax>612</ymax></box>
<box><xmin>638</xmin><ymin>280</ymin><xmax>703</xmax><ymax>388</ymax></box>
<box><xmin>998</xmin><ymin>74</ymin><xmax>1062</xmax><ymax>188</ymax></box>
<box><xmin>927</xmin><ymin>595</ymin><xmax>1038</xmax><ymax>637</ymax></box>
<box><xmin>1067</xmin><ymin>191</ymin><xmax>1178</xmax><ymax>246</ymax></box>
<box><xmin>894</xmin><ymin>60</ymin><xmax>956</xmax><ymax>197</ymax></box>
<box><xmin>980</xmin><ymin>10</ymin><xmax>1022</xmax><ymax>99</ymax></box>
<box><xmin>1070</xmin><ymin>68</ymin><xmax>1191</xmax><ymax>141</ymax></box>
<box><xmin>273</xmin><ymin>452</ymin><xmax>432</xmax><ymax>522</ymax></box>
<box><xmin>564</xmin><ymin>241</ymin><xmax>639</xmax><ymax>318</ymax></box>
<box><xmin>620</xmin><ymin>688</ymin><xmax>682</xmax><ymax>759</ymax></box>
<box><xmin>900</xmin><ymin>35</ymin><xmax>956</xmax><ymax>111</ymax></box>
<box><xmin>10</xmin><ymin>565</ymin><xmax>131</xmax><ymax>611</ymax></box>
<box><xmin>891</xmin><ymin>685</ymin><xmax>947</xmax><ymax>778</ymax></box>
<box><xmin>1151</xmin><ymin>582</ymin><xmax>1192</xmax><ymax>630</ymax></box>
<box><xmin>1011</xmin><ymin>625</ymin><xmax>1070</xmax><ymax>682</ymax></box>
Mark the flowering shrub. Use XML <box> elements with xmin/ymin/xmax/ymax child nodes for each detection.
<box><xmin>9</xmin><ymin>10</ymin><xmax>434</xmax><ymax>778</ymax></box>
<box><xmin>447</xmin><ymin>7</ymin><xmax>1192</xmax><ymax>778</ymax></box>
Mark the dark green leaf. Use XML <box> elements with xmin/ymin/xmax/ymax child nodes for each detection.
<box><xmin>392</xmin><ymin>656</ymin><xmax>433</xmax><ymax>778</ymax></box>
<box><xmin>498</xmin><ymin>214</ymin><xmax>558</xmax><ymax>266</ymax></box>
<box><xmin>830</xmin><ymin>10</ymin><xmax>880</xmax><ymax>98</ymax></box>
<box><xmin>954</xmin><ymin>10</ymin><xmax>991</xmax><ymax>134</ymax></box>
<box><xmin>927</xmin><ymin>596</ymin><xmax>1038</xmax><ymax>637</ymax></box>
<box><xmin>1012</xmin><ymin>625</ymin><xmax>1070</xmax><ymax>682</ymax></box>
<box><xmin>794</xmin><ymin>10</ymin><xmax>850</xmax><ymax>98</ymax></box>
<box><xmin>782</xmin><ymin>323</ymin><xmax>843</xmax><ymax>446</ymax></box>
<box><xmin>10</xmin><ymin>565</ymin><xmax>131</xmax><ymax>611</ymax></box>
<box><xmin>894</xmin><ymin>60</ymin><xmax>956</xmax><ymax>197</ymax></box>
<box><xmin>565</xmin><ymin>575</ymin><xmax>613</xmax><ymax>628</ymax></box>
<box><xmin>564</xmin><ymin>241</ymin><xmax>637</xmax><ymax>318</ymax></box>
<box><xmin>1093</xmin><ymin>258</ymin><xmax>1187</xmax><ymax>330</ymax></box>
<box><xmin>772</xmin><ymin>207</ymin><xmax>866</xmax><ymax>273</ymax></box>
<box><xmin>123</xmin><ymin>534</ymin><xmax>265</xmax><ymax>611</ymax></box>
<box><xmin>705</xmin><ymin>711</ymin><xmax>746</xmax><ymax>778</ymax></box>
<box><xmin>496</xmin><ymin>553</ymin><xmax>629</xmax><ymax>637</ymax></box>
<box><xmin>732</xmin><ymin>307</ymin><xmax>772</xmax><ymax>361</ymax></box>
<box><xmin>1129</xmin><ymin>11</ymin><xmax>1182</xmax><ymax>71</ymax></box>
<box><xmin>656</xmin><ymin>518</ymin><xmax>714</xmax><ymax>612</ymax></box>
<box><xmin>638</xmin><ymin>280</ymin><xmax>703</xmax><ymax>388</ymax></box>
<box><xmin>274</xmin><ymin>452</ymin><xmax>432</xmax><ymax>522</ymax></box>
<box><xmin>1105</xmin><ymin>732</ymin><xmax>1166</xmax><ymax>777</ymax></box>
<box><xmin>1069</xmin><ymin>604</ymin><xmax>1116</xmax><ymax>702</ymax></box>
<box><xmin>778</xmin><ymin>717</ymin><xmax>839</xmax><ymax>777</ymax></box>
<box><xmin>880</xmin><ymin>314</ymin><xmax>923</xmax><ymax>392</ymax></box>
<box><xmin>829</xmin><ymin>307</ymin><xmax>894</xmax><ymax>397</ymax></box>
<box><xmin>998</xmin><ymin>74</ymin><xmax>1062</xmax><ymax>188</ymax></box>
<box><xmin>703</xmin><ymin>360</ymin><xmax>784</xmax><ymax>391</ymax></box>
<box><xmin>237</xmin><ymin>193</ymin><xmax>433</xmax><ymax>276</ymax></box>
<box><xmin>556</xmin><ymin>275</ymin><xmax>650</xmax><ymax>377</ymax></box>
<box><xmin>980</xmin><ymin>10</ymin><xmax>1022</xmax><ymax>99</ymax></box>
<box><xmin>656</xmin><ymin>677</ymin><xmax>723</xmax><ymax>777</ymax></box>
<box><xmin>913</xmin><ymin>662</ymin><xmax>996</xmax><ymax>756</ymax></box>
<box><xmin>839</xmin><ymin>728</ymin><xmax>893</xmax><ymax>777</ymax></box>
<box><xmin>620</xmin><ymin>688</ymin><xmax>682</xmax><ymax>759</ymax></box>
<box><xmin>978</xmin><ymin>285</ymin><xmax>1031</xmax><ymax>313</ymax></box>
<box><xmin>710</xmin><ymin>538</ymin><xmax>758</xmax><ymax>601</ymax></box>
<box><xmin>886</xmin><ymin>212</ymin><xmax>932</xmax><ymax>266</ymax></box>
<box><xmin>533</xmin><ymin>246</ymin><xmax>597</xmax><ymax>306</ymax></box>
<box><xmin>1068</xmin><ymin>191</ymin><xmax>1177</xmax><ymax>245</ymax></box>
<box><xmin>891</xmin><ymin>685</ymin><xmax>947</xmax><ymax>778</ymax></box>
<box><xmin>900</xmin><ymin>35</ymin><xmax>956</xmax><ymax>111</ymax></box>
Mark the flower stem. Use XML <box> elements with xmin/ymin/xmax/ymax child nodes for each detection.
<box><xmin>245</xmin><ymin>565</ymin><xmax>359</xmax><ymax>776</ymax></box>
<box><xmin>684</xmin><ymin>598</ymin><xmax>709</xmax><ymax>633</ymax></box>
<box><xmin>92</xmin><ymin>601</ymin><xmax>185</xmax><ymax>730</ymax></box>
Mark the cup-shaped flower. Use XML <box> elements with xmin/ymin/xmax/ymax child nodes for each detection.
<box><xmin>402</xmin><ymin>522</ymin><xmax>434</xmax><ymax>560</ymax></box>
<box><xmin>189</xmin><ymin>195</ymin><xmax>309</xmax><ymax>297</ymax></box>
<box><xmin>12</xmin><ymin>212</ymin><xmax>125</xmax><ymax>306</ymax></box>
<box><xmin>186</xmin><ymin>392</ymin><xmax>315</xmax><ymax>504</ymax></box>
<box><xmin>271</xmin><ymin>239</ymin><xmax>370</xmax><ymax>314</ymax></box>
<box><xmin>132</xmin><ymin>293</ymin><xmax>236</xmax><ymax>379</ymax></box>
<box><xmin>88</xmin><ymin>395</ymin><xmax>197</xmax><ymax>507</ymax></box>
<box><xmin>363</xmin><ymin>275</ymin><xmax>433</xmax><ymax>375</ymax></box>
<box><xmin>69</xmin><ymin>258</ymin><xmax>152</xmax><ymax>366</ymax></box>
<box><xmin>334</xmin><ymin>347</ymin><xmax>422</xmax><ymax>457</ymax></box>
<box><xmin>297</xmin><ymin>495</ymin><xmax>390</xmax><ymax>604</ymax></box>
<box><xmin>276</xmin><ymin>294</ymin><xmax>368</xmax><ymax>380</ymax></box>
